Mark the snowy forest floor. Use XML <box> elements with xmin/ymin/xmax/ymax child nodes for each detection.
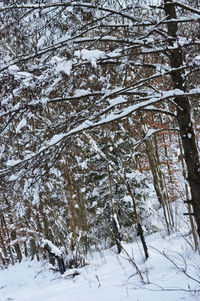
<box><xmin>1</xmin><ymin>231</ymin><xmax>200</xmax><ymax>301</ymax></box>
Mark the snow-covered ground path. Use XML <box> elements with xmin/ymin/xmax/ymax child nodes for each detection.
<box><xmin>1</xmin><ymin>232</ymin><xmax>200</xmax><ymax>301</ymax></box>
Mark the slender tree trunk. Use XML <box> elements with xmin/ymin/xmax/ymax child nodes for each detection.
<box><xmin>108</xmin><ymin>163</ymin><xmax>122</xmax><ymax>254</ymax></box>
<box><xmin>10</xmin><ymin>230</ymin><xmax>22</xmax><ymax>262</ymax></box>
<box><xmin>85</xmin><ymin>133</ymin><xmax>148</xmax><ymax>259</ymax></box>
<box><xmin>178</xmin><ymin>135</ymin><xmax>199</xmax><ymax>250</ymax></box>
<box><xmin>126</xmin><ymin>183</ymin><xmax>149</xmax><ymax>260</ymax></box>
<box><xmin>153</xmin><ymin>132</ymin><xmax>174</xmax><ymax>227</ymax></box>
<box><xmin>105</xmin><ymin>131</ymin><xmax>122</xmax><ymax>254</ymax></box>
<box><xmin>140</xmin><ymin>114</ymin><xmax>171</xmax><ymax>234</ymax></box>
<box><xmin>0</xmin><ymin>216</ymin><xmax>8</xmax><ymax>265</ymax></box>
<box><xmin>0</xmin><ymin>213</ymin><xmax>14</xmax><ymax>264</ymax></box>
<box><xmin>75</xmin><ymin>180</ymin><xmax>88</xmax><ymax>253</ymax></box>
<box><xmin>64</xmin><ymin>155</ymin><xmax>76</xmax><ymax>252</ymax></box>
<box><xmin>164</xmin><ymin>0</ymin><xmax>200</xmax><ymax>238</ymax></box>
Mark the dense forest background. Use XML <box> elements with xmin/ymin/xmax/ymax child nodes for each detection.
<box><xmin>0</xmin><ymin>0</ymin><xmax>200</xmax><ymax>270</ymax></box>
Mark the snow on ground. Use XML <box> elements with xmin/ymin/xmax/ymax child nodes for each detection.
<box><xmin>1</xmin><ymin>232</ymin><xmax>200</xmax><ymax>301</ymax></box>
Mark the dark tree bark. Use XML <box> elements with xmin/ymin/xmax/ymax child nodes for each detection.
<box><xmin>164</xmin><ymin>0</ymin><xmax>200</xmax><ymax>237</ymax></box>
<box><xmin>111</xmin><ymin>216</ymin><xmax>122</xmax><ymax>254</ymax></box>
<box><xmin>44</xmin><ymin>242</ymin><xmax>66</xmax><ymax>275</ymax></box>
<box><xmin>137</xmin><ymin>222</ymin><xmax>149</xmax><ymax>261</ymax></box>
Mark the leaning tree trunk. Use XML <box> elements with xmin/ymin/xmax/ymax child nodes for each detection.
<box><xmin>164</xmin><ymin>0</ymin><xmax>200</xmax><ymax>237</ymax></box>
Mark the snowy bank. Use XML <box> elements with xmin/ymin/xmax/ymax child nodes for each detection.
<box><xmin>0</xmin><ymin>232</ymin><xmax>200</xmax><ymax>301</ymax></box>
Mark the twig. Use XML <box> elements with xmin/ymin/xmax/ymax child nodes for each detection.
<box><xmin>95</xmin><ymin>275</ymin><xmax>101</xmax><ymax>287</ymax></box>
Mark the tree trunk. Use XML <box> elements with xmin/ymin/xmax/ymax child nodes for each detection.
<box><xmin>106</xmin><ymin>133</ymin><xmax>122</xmax><ymax>254</ymax></box>
<box><xmin>164</xmin><ymin>0</ymin><xmax>200</xmax><ymax>238</ymax></box>
<box><xmin>64</xmin><ymin>155</ymin><xmax>76</xmax><ymax>252</ymax></box>
<box><xmin>178</xmin><ymin>135</ymin><xmax>199</xmax><ymax>250</ymax></box>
